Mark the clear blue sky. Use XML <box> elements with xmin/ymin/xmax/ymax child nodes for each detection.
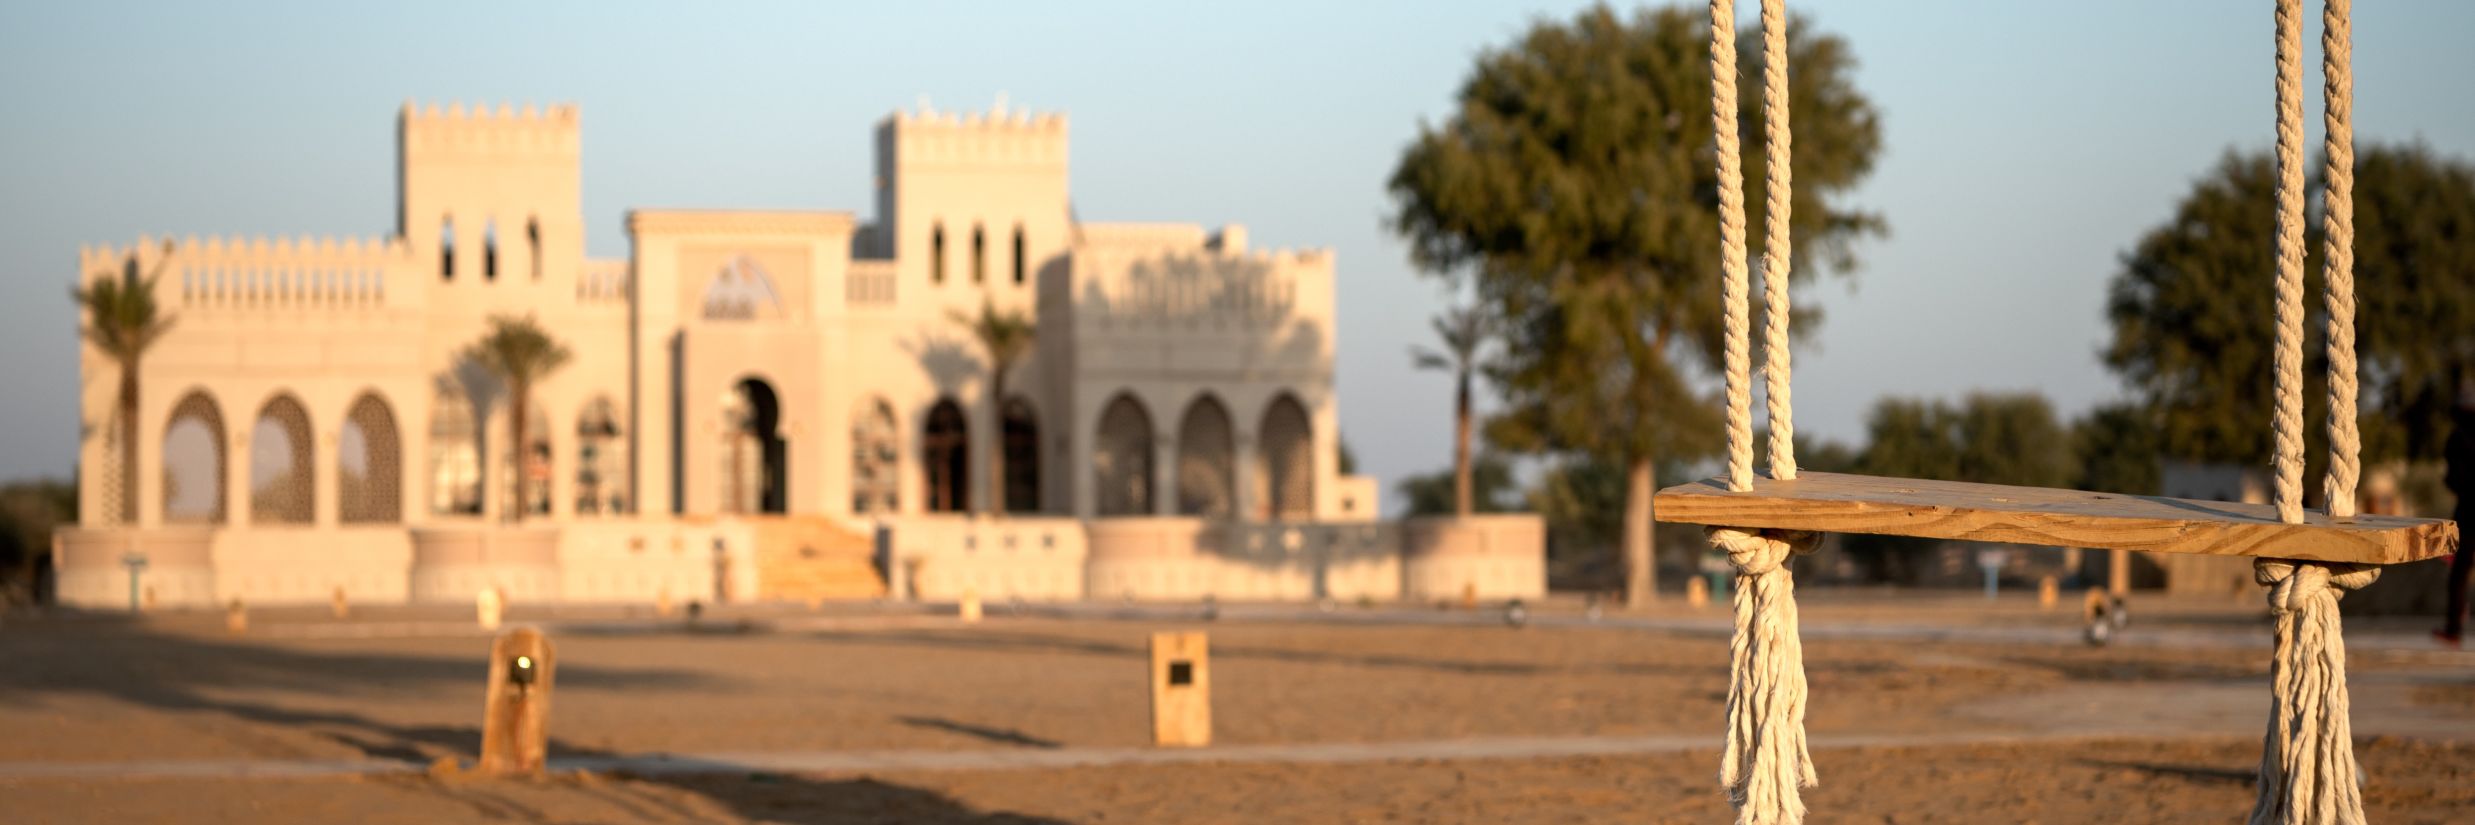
<box><xmin>4</xmin><ymin>1</ymin><xmax>2473</xmax><ymax>509</ymax></box>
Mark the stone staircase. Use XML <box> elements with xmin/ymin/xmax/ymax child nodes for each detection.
<box><xmin>748</xmin><ymin>516</ymin><xmax>885</xmax><ymax>601</ymax></box>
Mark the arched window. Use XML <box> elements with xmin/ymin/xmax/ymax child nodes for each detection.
<box><xmin>339</xmin><ymin>392</ymin><xmax>402</xmax><ymax>523</ymax></box>
<box><xmin>440</xmin><ymin>216</ymin><xmax>456</xmax><ymax>280</ymax></box>
<box><xmin>483</xmin><ymin>219</ymin><xmax>499</xmax><ymax>281</ymax></box>
<box><xmin>1002</xmin><ymin>396</ymin><xmax>1039</xmax><ymax>513</ymax></box>
<box><xmin>971</xmin><ymin>224</ymin><xmax>987</xmax><ymax>284</ymax></box>
<box><xmin>723</xmin><ymin>379</ymin><xmax>785</xmax><ymax>514</ymax></box>
<box><xmin>930</xmin><ymin>223</ymin><xmax>947</xmax><ymax>285</ymax></box>
<box><xmin>576</xmin><ymin>397</ymin><xmax>626</xmax><ymax>516</ymax></box>
<box><xmin>1257</xmin><ymin>394</ymin><xmax>1313</xmax><ymax>520</ymax></box>
<box><xmin>527</xmin><ymin>217</ymin><xmax>542</xmax><ymax>281</ymax></box>
<box><xmin>923</xmin><ymin>398</ymin><xmax>970</xmax><ymax>513</ymax></box>
<box><xmin>1093</xmin><ymin>394</ymin><xmax>1154</xmax><ymax>517</ymax></box>
<box><xmin>852</xmin><ymin>398</ymin><xmax>900</xmax><ymax>515</ymax></box>
<box><xmin>162</xmin><ymin>390</ymin><xmax>228</xmax><ymax>524</ymax></box>
<box><xmin>249</xmin><ymin>395</ymin><xmax>314</xmax><ymax>524</ymax></box>
<box><xmin>1011</xmin><ymin>225</ymin><xmax>1027</xmax><ymax>285</ymax></box>
<box><xmin>1177</xmin><ymin>395</ymin><xmax>1235</xmax><ymax>518</ymax></box>
<box><xmin>429</xmin><ymin>381</ymin><xmax>481</xmax><ymax>516</ymax></box>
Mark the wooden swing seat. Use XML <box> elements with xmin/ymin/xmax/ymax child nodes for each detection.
<box><xmin>1654</xmin><ymin>471</ymin><xmax>2457</xmax><ymax>565</ymax></box>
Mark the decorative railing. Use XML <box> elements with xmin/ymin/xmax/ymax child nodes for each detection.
<box><xmin>846</xmin><ymin>259</ymin><xmax>897</xmax><ymax>305</ymax></box>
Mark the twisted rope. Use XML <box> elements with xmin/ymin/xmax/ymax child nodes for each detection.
<box><xmin>1712</xmin><ymin>0</ymin><xmax>1754</xmax><ymax>493</ymax></box>
<box><xmin>1713</xmin><ymin>527</ymin><xmax>1821</xmax><ymax>825</ymax></box>
<box><xmin>2321</xmin><ymin>0</ymin><xmax>2360</xmax><ymax>519</ymax></box>
<box><xmin>1759</xmin><ymin>0</ymin><xmax>1798</xmax><ymax>481</ymax></box>
<box><xmin>2251</xmin><ymin>559</ymin><xmax>2379</xmax><ymax>825</ymax></box>
<box><xmin>2271</xmin><ymin>0</ymin><xmax>2309</xmax><ymax>525</ymax></box>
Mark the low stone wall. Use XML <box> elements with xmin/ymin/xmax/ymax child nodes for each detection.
<box><xmin>213</xmin><ymin>526</ymin><xmax>413</xmax><ymax>605</ymax></box>
<box><xmin>52</xmin><ymin>527</ymin><xmax>219</xmax><ymax>609</ymax></box>
<box><xmin>885</xmin><ymin>516</ymin><xmax>1088</xmax><ymax>602</ymax></box>
<box><xmin>1401</xmin><ymin>515</ymin><xmax>1548</xmax><ymax>602</ymax></box>
<box><xmin>408</xmin><ymin>525</ymin><xmax>562</xmax><ymax>604</ymax></box>
<box><xmin>556</xmin><ymin>519</ymin><xmax>756</xmax><ymax>605</ymax></box>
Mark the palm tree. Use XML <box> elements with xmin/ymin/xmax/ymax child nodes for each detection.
<box><xmin>1411</xmin><ymin>306</ymin><xmax>1487</xmax><ymax>518</ymax></box>
<box><xmin>73</xmin><ymin>243</ymin><xmax>175</xmax><ymax>524</ymax></box>
<box><xmin>952</xmin><ymin>299</ymin><xmax>1036</xmax><ymax>515</ymax></box>
<box><xmin>463</xmin><ymin>314</ymin><xmax>572</xmax><ymax>522</ymax></box>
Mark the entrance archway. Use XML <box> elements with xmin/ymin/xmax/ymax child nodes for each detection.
<box><xmin>724</xmin><ymin>378</ymin><xmax>786</xmax><ymax>514</ymax></box>
<box><xmin>923</xmin><ymin>398</ymin><xmax>970</xmax><ymax>513</ymax></box>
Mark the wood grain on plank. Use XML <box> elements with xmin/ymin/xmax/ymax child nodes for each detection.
<box><xmin>1653</xmin><ymin>472</ymin><xmax>2456</xmax><ymax>565</ymax></box>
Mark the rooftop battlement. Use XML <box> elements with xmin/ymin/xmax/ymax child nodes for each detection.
<box><xmin>400</xmin><ymin>101</ymin><xmax>581</xmax><ymax>156</ymax></box>
<box><xmin>879</xmin><ymin>102</ymin><xmax>1068</xmax><ymax>168</ymax></box>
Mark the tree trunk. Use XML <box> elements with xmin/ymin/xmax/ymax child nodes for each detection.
<box><xmin>1452</xmin><ymin>370</ymin><xmax>1473</xmax><ymax>517</ymax></box>
<box><xmin>118</xmin><ymin>364</ymin><xmax>139</xmax><ymax>525</ymax></box>
<box><xmin>509</xmin><ymin>383</ymin><xmax>528</xmax><ymax>524</ymax></box>
<box><xmin>1623</xmin><ymin>454</ymin><xmax>1656</xmax><ymax>607</ymax></box>
<box><xmin>987</xmin><ymin>369</ymin><xmax>1006</xmax><ymax>517</ymax></box>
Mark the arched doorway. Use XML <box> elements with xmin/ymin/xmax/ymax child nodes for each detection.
<box><xmin>429</xmin><ymin>381</ymin><xmax>481</xmax><ymax>516</ymax></box>
<box><xmin>1177</xmin><ymin>395</ymin><xmax>1235</xmax><ymax>518</ymax></box>
<box><xmin>851</xmin><ymin>398</ymin><xmax>900</xmax><ymax>515</ymax></box>
<box><xmin>1093</xmin><ymin>394</ymin><xmax>1154</xmax><ymax>516</ymax></box>
<box><xmin>576</xmin><ymin>397</ymin><xmax>625</xmax><ymax>516</ymax></box>
<box><xmin>339</xmin><ymin>392</ymin><xmax>401</xmax><ymax>523</ymax></box>
<box><xmin>922</xmin><ymin>398</ymin><xmax>969</xmax><ymax>513</ymax></box>
<box><xmin>249</xmin><ymin>395</ymin><xmax>315</xmax><ymax>524</ymax></box>
<box><xmin>1002</xmin><ymin>396</ymin><xmax>1039</xmax><ymax>513</ymax></box>
<box><xmin>1257</xmin><ymin>393</ymin><xmax>1313</xmax><ymax>520</ymax></box>
<box><xmin>724</xmin><ymin>378</ymin><xmax>786</xmax><ymax>514</ymax></box>
<box><xmin>162</xmin><ymin>390</ymin><xmax>227</xmax><ymax>524</ymax></box>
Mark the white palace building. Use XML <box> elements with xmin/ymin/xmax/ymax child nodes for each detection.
<box><xmin>59</xmin><ymin>103</ymin><xmax>1543</xmax><ymax>610</ymax></box>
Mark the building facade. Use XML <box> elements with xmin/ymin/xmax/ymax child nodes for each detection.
<box><xmin>58</xmin><ymin>103</ymin><xmax>1542</xmax><ymax>609</ymax></box>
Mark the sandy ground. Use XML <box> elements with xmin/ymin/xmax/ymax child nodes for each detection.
<box><xmin>3</xmin><ymin>595</ymin><xmax>2472</xmax><ymax>823</ymax></box>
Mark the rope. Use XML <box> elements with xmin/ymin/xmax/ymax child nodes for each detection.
<box><xmin>1760</xmin><ymin>0</ymin><xmax>1798</xmax><ymax>481</ymax></box>
<box><xmin>2250</xmin><ymin>559</ymin><xmax>2379</xmax><ymax>825</ymax></box>
<box><xmin>1713</xmin><ymin>527</ymin><xmax>1820</xmax><ymax>825</ymax></box>
<box><xmin>1712</xmin><ymin>0</ymin><xmax>1754</xmax><ymax>493</ymax></box>
<box><xmin>2270</xmin><ymin>0</ymin><xmax>2309</xmax><ymax>525</ymax></box>
<box><xmin>2321</xmin><ymin>0</ymin><xmax>2359</xmax><ymax>519</ymax></box>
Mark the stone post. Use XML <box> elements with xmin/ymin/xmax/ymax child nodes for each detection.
<box><xmin>1149</xmin><ymin>630</ymin><xmax>1210</xmax><ymax>748</ymax></box>
<box><xmin>479</xmin><ymin>627</ymin><xmax>555</xmax><ymax>776</ymax></box>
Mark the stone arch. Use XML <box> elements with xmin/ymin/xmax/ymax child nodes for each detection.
<box><xmin>511</xmin><ymin>400</ymin><xmax>552</xmax><ymax>516</ymax></box>
<box><xmin>338</xmin><ymin>391</ymin><xmax>402</xmax><ymax>523</ymax></box>
<box><xmin>575</xmin><ymin>396</ymin><xmax>625</xmax><ymax>516</ymax></box>
<box><xmin>161</xmin><ymin>389</ymin><xmax>227</xmax><ymax>524</ymax></box>
<box><xmin>1257</xmin><ymin>393</ymin><xmax>1313</xmax><ymax>520</ymax></box>
<box><xmin>1093</xmin><ymin>393</ymin><xmax>1155</xmax><ymax>517</ymax></box>
<box><xmin>923</xmin><ymin>398</ymin><xmax>970</xmax><ymax>513</ymax></box>
<box><xmin>429</xmin><ymin>380</ymin><xmax>481</xmax><ymax>516</ymax></box>
<box><xmin>1002</xmin><ymin>395</ymin><xmax>1039</xmax><ymax>513</ymax></box>
<box><xmin>851</xmin><ymin>397</ymin><xmax>900</xmax><ymax>515</ymax></box>
<box><xmin>1177</xmin><ymin>394</ymin><xmax>1236</xmax><ymax>518</ymax></box>
<box><xmin>249</xmin><ymin>394</ymin><xmax>314</xmax><ymax>524</ymax></box>
<box><xmin>724</xmin><ymin>378</ymin><xmax>786</xmax><ymax>514</ymax></box>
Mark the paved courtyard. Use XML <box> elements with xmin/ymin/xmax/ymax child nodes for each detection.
<box><xmin>3</xmin><ymin>593</ymin><xmax>2472</xmax><ymax>823</ymax></box>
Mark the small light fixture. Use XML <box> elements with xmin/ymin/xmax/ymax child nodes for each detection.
<box><xmin>508</xmin><ymin>654</ymin><xmax>539</xmax><ymax>688</ymax></box>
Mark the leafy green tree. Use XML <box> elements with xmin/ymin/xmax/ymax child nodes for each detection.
<box><xmin>1389</xmin><ymin>4</ymin><xmax>1883</xmax><ymax>605</ymax></box>
<box><xmin>1411</xmin><ymin>305</ymin><xmax>1489</xmax><ymax>516</ymax></box>
<box><xmin>952</xmin><ymin>299</ymin><xmax>1036</xmax><ymax>514</ymax></box>
<box><xmin>72</xmin><ymin>243</ymin><xmax>175</xmax><ymax>524</ymax></box>
<box><xmin>2073</xmin><ymin>401</ymin><xmax>2162</xmax><ymax>496</ymax></box>
<box><xmin>0</xmin><ymin>479</ymin><xmax>75</xmax><ymax>605</ymax></box>
<box><xmin>464</xmin><ymin>315</ymin><xmax>572</xmax><ymax>523</ymax></box>
<box><xmin>1399</xmin><ymin>452</ymin><xmax>1518</xmax><ymax>517</ymax></box>
<box><xmin>2105</xmin><ymin>145</ymin><xmax>2475</xmax><ymax>478</ymax></box>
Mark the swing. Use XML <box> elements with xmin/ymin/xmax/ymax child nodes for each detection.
<box><xmin>1655</xmin><ymin>1</ymin><xmax>2458</xmax><ymax>823</ymax></box>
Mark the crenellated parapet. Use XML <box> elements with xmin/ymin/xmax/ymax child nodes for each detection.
<box><xmin>880</xmin><ymin>104</ymin><xmax>1068</xmax><ymax>168</ymax></box>
<box><xmin>1073</xmin><ymin>242</ymin><xmax>1333</xmax><ymax>330</ymax></box>
<box><xmin>84</xmin><ymin>234</ymin><xmax>412</xmax><ymax>313</ymax></box>
<box><xmin>577</xmin><ymin>258</ymin><xmax>630</xmax><ymax>304</ymax></box>
<box><xmin>399</xmin><ymin>102</ymin><xmax>581</xmax><ymax>156</ymax></box>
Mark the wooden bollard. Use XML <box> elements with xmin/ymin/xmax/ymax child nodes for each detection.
<box><xmin>959</xmin><ymin>588</ymin><xmax>982</xmax><ymax>623</ymax></box>
<box><xmin>2038</xmin><ymin>576</ymin><xmax>2059</xmax><ymax>610</ymax></box>
<box><xmin>477</xmin><ymin>586</ymin><xmax>504</xmax><ymax>631</ymax></box>
<box><xmin>1685</xmin><ymin>576</ymin><xmax>1711</xmax><ymax>609</ymax></box>
<box><xmin>1149</xmin><ymin>631</ymin><xmax>1210</xmax><ymax>748</ymax></box>
<box><xmin>224</xmin><ymin>598</ymin><xmax>248</xmax><ymax>635</ymax></box>
<box><xmin>479</xmin><ymin>627</ymin><xmax>556</xmax><ymax>776</ymax></box>
<box><xmin>331</xmin><ymin>586</ymin><xmax>350</xmax><ymax>620</ymax></box>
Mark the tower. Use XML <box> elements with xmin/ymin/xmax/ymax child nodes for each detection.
<box><xmin>398</xmin><ymin>103</ymin><xmax>584</xmax><ymax>294</ymax></box>
<box><xmin>873</xmin><ymin>106</ymin><xmax>1069</xmax><ymax>306</ymax></box>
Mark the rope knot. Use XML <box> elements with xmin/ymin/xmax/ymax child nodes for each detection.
<box><xmin>2253</xmin><ymin>559</ymin><xmax>2380</xmax><ymax>615</ymax></box>
<box><xmin>1710</xmin><ymin>527</ymin><xmax>1821</xmax><ymax>577</ymax></box>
